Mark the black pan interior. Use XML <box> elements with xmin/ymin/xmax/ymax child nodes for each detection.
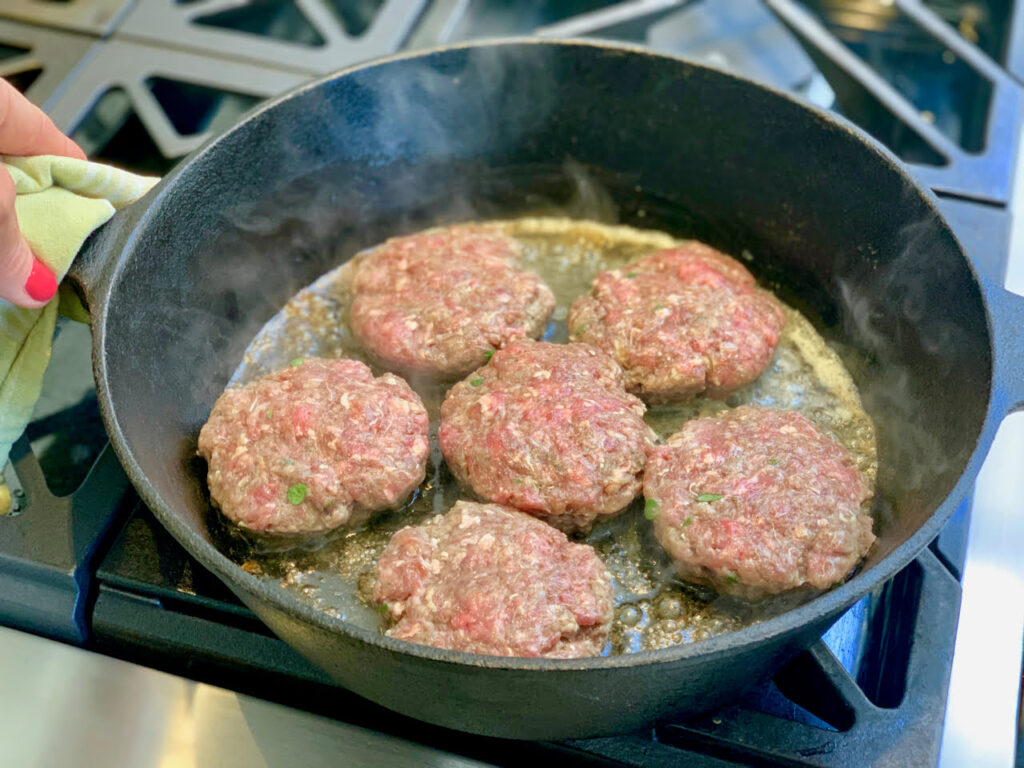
<box><xmin>99</xmin><ymin>41</ymin><xmax>989</xmax><ymax>628</ymax></box>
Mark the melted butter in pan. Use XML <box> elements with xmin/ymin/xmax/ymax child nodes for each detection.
<box><xmin>215</xmin><ymin>218</ymin><xmax>877</xmax><ymax>655</ymax></box>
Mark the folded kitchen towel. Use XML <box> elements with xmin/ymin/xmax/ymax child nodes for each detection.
<box><xmin>0</xmin><ymin>155</ymin><xmax>158</xmax><ymax>489</ymax></box>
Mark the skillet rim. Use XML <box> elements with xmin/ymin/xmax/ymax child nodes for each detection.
<box><xmin>92</xmin><ymin>37</ymin><xmax>996</xmax><ymax>672</ymax></box>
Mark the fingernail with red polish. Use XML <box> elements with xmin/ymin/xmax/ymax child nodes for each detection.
<box><xmin>24</xmin><ymin>259</ymin><xmax>57</xmax><ymax>303</ymax></box>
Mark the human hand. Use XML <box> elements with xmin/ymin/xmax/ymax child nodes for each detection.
<box><xmin>0</xmin><ymin>78</ymin><xmax>86</xmax><ymax>308</ymax></box>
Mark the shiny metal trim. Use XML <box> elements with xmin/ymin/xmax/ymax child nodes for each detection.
<box><xmin>0</xmin><ymin>625</ymin><xmax>492</xmax><ymax>768</ymax></box>
<box><xmin>1008</xmin><ymin>0</ymin><xmax>1024</xmax><ymax>85</ymax></box>
<box><xmin>937</xmin><ymin>53</ymin><xmax>1024</xmax><ymax>767</ymax></box>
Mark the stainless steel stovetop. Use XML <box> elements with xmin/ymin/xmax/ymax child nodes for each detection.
<box><xmin>1</xmin><ymin>2</ymin><xmax>1022</xmax><ymax>766</ymax></box>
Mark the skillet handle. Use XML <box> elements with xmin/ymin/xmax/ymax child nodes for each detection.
<box><xmin>986</xmin><ymin>279</ymin><xmax>1024</xmax><ymax>416</ymax></box>
<box><xmin>64</xmin><ymin>203</ymin><xmax>142</xmax><ymax>316</ymax></box>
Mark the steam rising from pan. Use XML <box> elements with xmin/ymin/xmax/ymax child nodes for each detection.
<box><xmin>833</xmin><ymin>207</ymin><xmax>986</xmax><ymax>507</ymax></box>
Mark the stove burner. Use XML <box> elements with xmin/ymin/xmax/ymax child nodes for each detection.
<box><xmin>536</xmin><ymin>0</ymin><xmax>1023</xmax><ymax>203</ymax></box>
<box><xmin>768</xmin><ymin>0</ymin><xmax>1022</xmax><ymax>204</ymax></box>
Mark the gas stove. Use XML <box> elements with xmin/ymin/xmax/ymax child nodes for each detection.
<box><xmin>1</xmin><ymin>2</ymin><xmax>1022</xmax><ymax>766</ymax></box>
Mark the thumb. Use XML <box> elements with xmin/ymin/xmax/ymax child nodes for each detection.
<box><xmin>0</xmin><ymin>167</ymin><xmax>56</xmax><ymax>308</ymax></box>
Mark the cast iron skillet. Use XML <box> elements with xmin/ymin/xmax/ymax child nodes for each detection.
<box><xmin>69</xmin><ymin>40</ymin><xmax>1024</xmax><ymax>739</ymax></box>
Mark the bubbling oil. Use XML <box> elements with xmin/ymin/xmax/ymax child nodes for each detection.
<box><xmin>213</xmin><ymin>218</ymin><xmax>877</xmax><ymax>655</ymax></box>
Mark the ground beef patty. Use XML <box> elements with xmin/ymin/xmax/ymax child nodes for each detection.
<box><xmin>568</xmin><ymin>242</ymin><xmax>786</xmax><ymax>403</ymax></box>
<box><xmin>644</xmin><ymin>406</ymin><xmax>874</xmax><ymax>599</ymax></box>
<box><xmin>375</xmin><ymin>501</ymin><xmax>613</xmax><ymax>658</ymax></box>
<box><xmin>350</xmin><ymin>226</ymin><xmax>555</xmax><ymax>379</ymax></box>
<box><xmin>439</xmin><ymin>340</ymin><xmax>655</xmax><ymax>533</ymax></box>
<box><xmin>198</xmin><ymin>357</ymin><xmax>429</xmax><ymax>536</ymax></box>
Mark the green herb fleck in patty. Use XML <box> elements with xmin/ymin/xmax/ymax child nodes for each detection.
<box><xmin>644</xmin><ymin>499</ymin><xmax>660</xmax><ymax>520</ymax></box>
<box><xmin>287</xmin><ymin>483</ymin><xmax>308</xmax><ymax>505</ymax></box>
